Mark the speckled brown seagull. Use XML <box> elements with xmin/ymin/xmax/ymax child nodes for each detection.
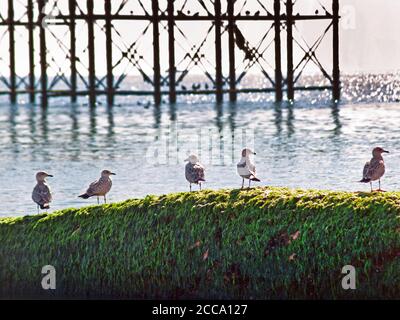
<box><xmin>32</xmin><ymin>171</ymin><xmax>53</xmax><ymax>213</ymax></box>
<box><xmin>79</xmin><ymin>170</ymin><xmax>115</xmax><ymax>204</ymax></box>
<box><xmin>237</xmin><ymin>148</ymin><xmax>260</xmax><ymax>189</ymax></box>
<box><xmin>359</xmin><ymin>147</ymin><xmax>389</xmax><ymax>192</ymax></box>
<box><xmin>184</xmin><ymin>154</ymin><xmax>205</xmax><ymax>191</ymax></box>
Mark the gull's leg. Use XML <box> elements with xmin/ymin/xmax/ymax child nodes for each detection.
<box><xmin>190</xmin><ymin>183</ymin><xmax>192</xmax><ymax>192</ymax></box>
<box><xmin>97</xmin><ymin>196</ymin><xmax>99</xmax><ymax>204</ymax></box>
<box><xmin>248</xmin><ymin>179</ymin><xmax>251</xmax><ymax>189</ymax></box>
<box><xmin>370</xmin><ymin>182</ymin><xmax>373</xmax><ymax>192</ymax></box>
<box><xmin>104</xmin><ymin>195</ymin><xmax>107</xmax><ymax>204</ymax></box>
<box><xmin>241</xmin><ymin>178</ymin><xmax>244</xmax><ymax>189</ymax></box>
<box><xmin>377</xmin><ymin>180</ymin><xmax>385</xmax><ymax>192</ymax></box>
<box><xmin>199</xmin><ymin>182</ymin><xmax>202</xmax><ymax>191</ymax></box>
<box><xmin>37</xmin><ymin>205</ymin><xmax>39</xmax><ymax>214</ymax></box>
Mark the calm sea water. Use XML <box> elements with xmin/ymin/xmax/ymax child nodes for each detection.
<box><xmin>1</xmin><ymin>74</ymin><xmax>400</xmax><ymax>217</ymax></box>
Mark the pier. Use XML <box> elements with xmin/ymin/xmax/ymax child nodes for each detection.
<box><xmin>0</xmin><ymin>0</ymin><xmax>340</xmax><ymax>107</ymax></box>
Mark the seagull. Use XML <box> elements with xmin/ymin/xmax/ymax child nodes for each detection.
<box><xmin>184</xmin><ymin>154</ymin><xmax>205</xmax><ymax>191</ymax></box>
<box><xmin>237</xmin><ymin>148</ymin><xmax>260</xmax><ymax>189</ymax></box>
<box><xmin>32</xmin><ymin>171</ymin><xmax>53</xmax><ymax>213</ymax></box>
<box><xmin>79</xmin><ymin>170</ymin><xmax>116</xmax><ymax>204</ymax></box>
<box><xmin>359</xmin><ymin>147</ymin><xmax>389</xmax><ymax>192</ymax></box>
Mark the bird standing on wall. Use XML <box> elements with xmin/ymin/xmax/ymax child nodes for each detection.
<box><xmin>237</xmin><ymin>148</ymin><xmax>260</xmax><ymax>189</ymax></box>
<box><xmin>32</xmin><ymin>172</ymin><xmax>53</xmax><ymax>213</ymax></box>
<box><xmin>359</xmin><ymin>147</ymin><xmax>389</xmax><ymax>192</ymax></box>
<box><xmin>185</xmin><ymin>154</ymin><xmax>205</xmax><ymax>192</ymax></box>
<box><xmin>79</xmin><ymin>170</ymin><xmax>116</xmax><ymax>204</ymax></box>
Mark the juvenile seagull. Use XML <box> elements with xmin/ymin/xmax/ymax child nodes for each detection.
<box><xmin>79</xmin><ymin>170</ymin><xmax>115</xmax><ymax>204</ymax></box>
<box><xmin>237</xmin><ymin>148</ymin><xmax>260</xmax><ymax>189</ymax></box>
<box><xmin>32</xmin><ymin>171</ymin><xmax>53</xmax><ymax>213</ymax></box>
<box><xmin>184</xmin><ymin>154</ymin><xmax>205</xmax><ymax>191</ymax></box>
<box><xmin>359</xmin><ymin>147</ymin><xmax>389</xmax><ymax>192</ymax></box>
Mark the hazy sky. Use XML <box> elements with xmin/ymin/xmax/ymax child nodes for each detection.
<box><xmin>337</xmin><ymin>0</ymin><xmax>400</xmax><ymax>73</ymax></box>
<box><xmin>1</xmin><ymin>0</ymin><xmax>400</xmax><ymax>77</ymax></box>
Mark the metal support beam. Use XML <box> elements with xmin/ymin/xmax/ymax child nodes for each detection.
<box><xmin>167</xmin><ymin>0</ymin><xmax>176</xmax><ymax>103</ymax></box>
<box><xmin>27</xmin><ymin>0</ymin><xmax>35</xmax><ymax>104</ymax></box>
<box><xmin>332</xmin><ymin>0</ymin><xmax>340</xmax><ymax>101</ymax></box>
<box><xmin>214</xmin><ymin>0</ymin><xmax>223</xmax><ymax>103</ymax></box>
<box><xmin>227</xmin><ymin>0</ymin><xmax>236</xmax><ymax>102</ymax></box>
<box><xmin>8</xmin><ymin>0</ymin><xmax>16</xmax><ymax>103</ymax></box>
<box><xmin>69</xmin><ymin>0</ymin><xmax>77</xmax><ymax>103</ymax></box>
<box><xmin>105</xmin><ymin>0</ymin><xmax>114</xmax><ymax>106</ymax></box>
<box><xmin>274</xmin><ymin>0</ymin><xmax>283</xmax><ymax>102</ymax></box>
<box><xmin>286</xmin><ymin>0</ymin><xmax>294</xmax><ymax>101</ymax></box>
<box><xmin>87</xmin><ymin>0</ymin><xmax>96</xmax><ymax>107</ymax></box>
<box><xmin>152</xmin><ymin>0</ymin><xmax>161</xmax><ymax>105</ymax></box>
<box><xmin>38</xmin><ymin>0</ymin><xmax>48</xmax><ymax>108</ymax></box>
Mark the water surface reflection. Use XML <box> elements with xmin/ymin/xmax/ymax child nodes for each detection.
<box><xmin>0</xmin><ymin>101</ymin><xmax>398</xmax><ymax>216</ymax></box>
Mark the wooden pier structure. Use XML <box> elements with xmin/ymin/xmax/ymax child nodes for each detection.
<box><xmin>0</xmin><ymin>0</ymin><xmax>340</xmax><ymax>107</ymax></box>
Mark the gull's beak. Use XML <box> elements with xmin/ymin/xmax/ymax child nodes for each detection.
<box><xmin>111</xmin><ymin>172</ymin><xmax>116</xmax><ymax>175</ymax></box>
<box><xmin>47</xmin><ymin>174</ymin><xmax>53</xmax><ymax>177</ymax></box>
<box><xmin>383</xmin><ymin>150</ymin><xmax>389</xmax><ymax>154</ymax></box>
<box><xmin>253</xmin><ymin>152</ymin><xmax>257</xmax><ymax>155</ymax></box>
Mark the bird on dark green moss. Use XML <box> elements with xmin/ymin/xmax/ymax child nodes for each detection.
<box><xmin>32</xmin><ymin>171</ymin><xmax>53</xmax><ymax>213</ymax></box>
<box><xmin>237</xmin><ymin>148</ymin><xmax>260</xmax><ymax>189</ymax></box>
<box><xmin>184</xmin><ymin>154</ymin><xmax>205</xmax><ymax>192</ymax></box>
<box><xmin>359</xmin><ymin>147</ymin><xmax>389</xmax><ymax>192</ymax></box>
<box><xmin>79</xmin><ymin>170</ymin><xmax>115</xmax><ymax>204</ymax></box>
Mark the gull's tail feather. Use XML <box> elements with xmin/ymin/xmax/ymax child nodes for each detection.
<box><xmin>359</xmin><ymin>178</ymin><xmax>371</xmax><ymax>183</ymax></box>
<box><xmin>250</xmin><ymin>176</ymin><xmax>261</xmax><ymax>182</ymax></box>
<box><xmin>78</xmin><ymin>193</ymin><xmax>90</xmax><ymax>199</ymax></box>
<box><xmin>40</xmin><ymin>203</ymin><xmax>50</xmax><ymax>210</ymax></box>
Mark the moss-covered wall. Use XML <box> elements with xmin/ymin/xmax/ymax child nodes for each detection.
<box><xmin>0</xmin><ymin>187</ymin><xmax>399</xmax><ymax>299</ymax></box>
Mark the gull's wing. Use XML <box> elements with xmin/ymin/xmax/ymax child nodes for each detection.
<box><xmin>32</xmin><ymin>183</ymin><xmax>52</xmax><ymax>206</ymax></box>
<box><xmin>186</xmin><ymin>163</ymin><xmax>205</xmax><ymax>183</ymax></box>
<box><xmin>362</xmin><ymin>161</ymin><xmax>370</xmax><ymax>179</ymax></box>
<box><xmin>366</xmin><ymin>159</ymin><xmax>385</xmax><ymax>181</ymax></box>
<box><xmin>249</xmin><ymin>162</ymin><xmax>256</xmax><ymax>175</ymax></box>
<box><xmin>32</xmin><ymin>185</ymin><xmax>41</xmax><ymax>204</ymax></box>
<box><xmin>237</xmin><ymin>160</ymin><xmax>256</xmax><ymax>177</ymax></box>
<box><xmin>86</xmin><ymin>179</ymin><xmax>100</xmax><ymax>196</ymax></box>
<box><xmin>193</xmin><ymin>163</ymin><xmax>205</xmax><ymax>182</ymax></box>
<box><xmin>85</xmin><ymin>178</ymin><xmax>112</xmax><ymax>196</ymax></box>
